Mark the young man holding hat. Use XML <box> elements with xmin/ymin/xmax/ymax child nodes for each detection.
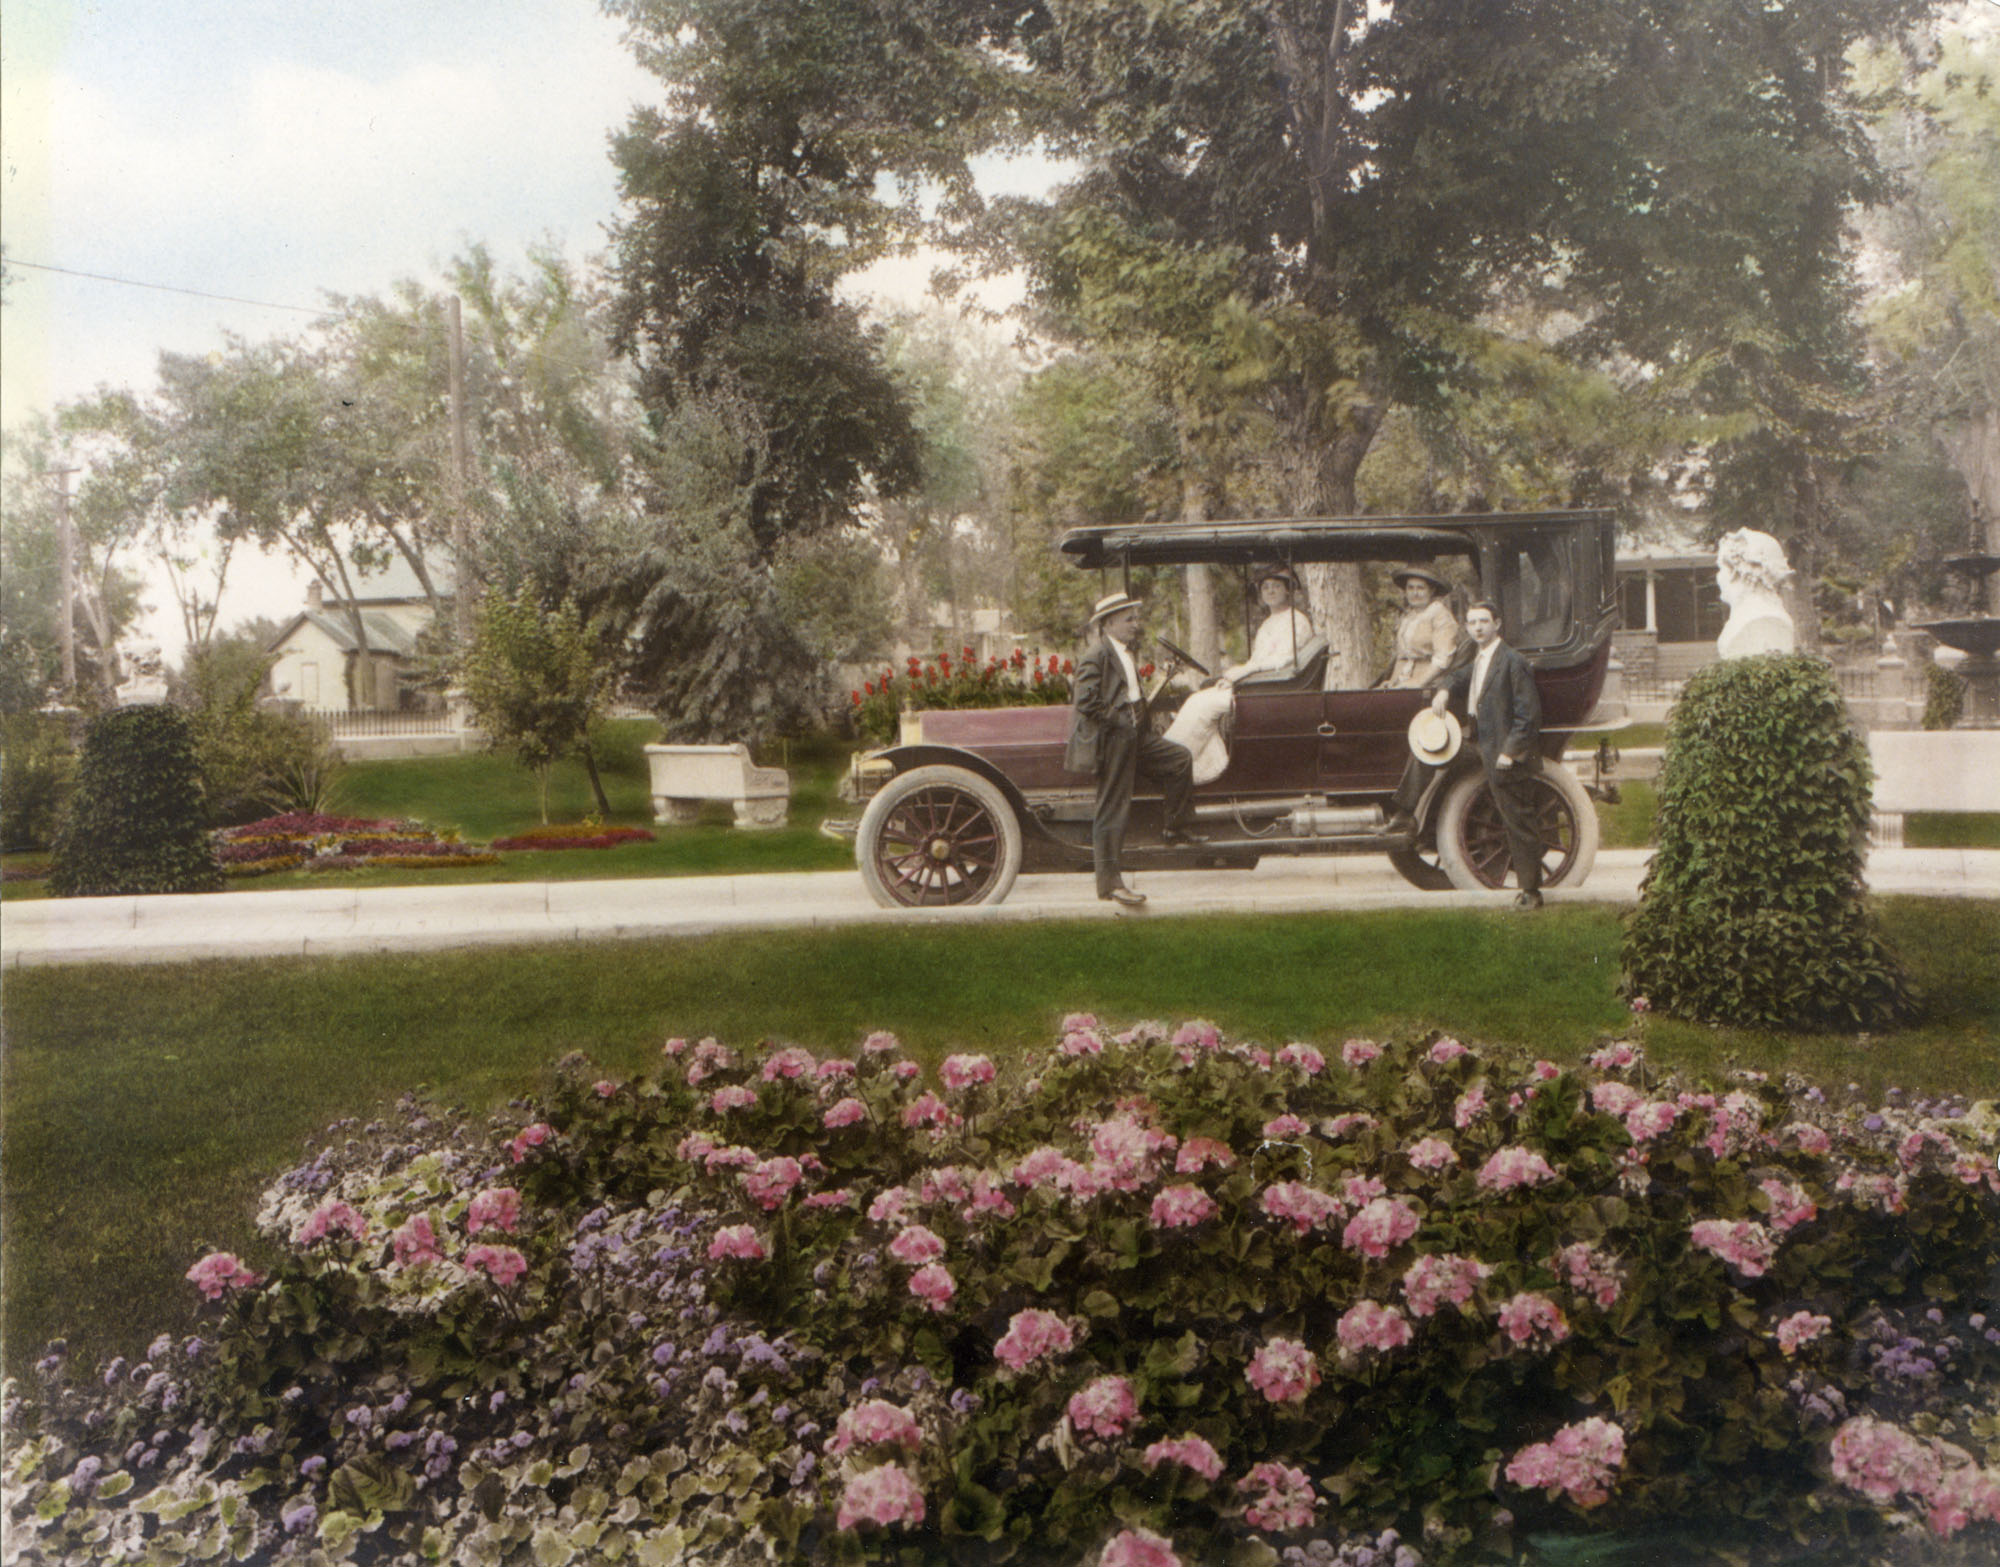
<box><xmin>1428</xmin><ymin>599</ymin><xmax>1547</xmax><ymax>909</ymax></box>
<box><xmin>1065</xmin><ymin>592</ymin><xmax>1203</xmax><ymax>908</ymax></box>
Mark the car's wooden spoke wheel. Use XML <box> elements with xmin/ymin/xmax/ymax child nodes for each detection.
<box><xmin>856</xmin><ymin>765</ymin><xmax>1024</xmax><ymax>908</ymax></box>
<box><xmin>1435</xmin><ymin>762</ymin><xmax>1599</xmax><ymax>892</ymax></box>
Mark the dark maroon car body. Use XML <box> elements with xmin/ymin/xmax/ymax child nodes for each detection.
<box><xmin>842</xmin><ymin>512</ymin><xmax>1623</xmax><ymax>906</ymax></box>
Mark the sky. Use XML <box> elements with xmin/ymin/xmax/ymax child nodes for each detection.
<box><xmin>0</xmin><ymin>0</ymin><xmax>1025</xmax><ymax>658</ymax></box>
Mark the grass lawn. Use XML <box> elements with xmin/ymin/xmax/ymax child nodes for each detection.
<box><xmin>4</xmin><ymin>896</ymin><xmax>1994</xmax><ymax>1382</ymax></box>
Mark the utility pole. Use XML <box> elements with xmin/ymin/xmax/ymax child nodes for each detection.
<box><xmin>52</xmin><ymin>466</ymin><xmax>77</xmax><ymax>695</ymax></box>
<box><xmin>447</xmin><ymin>295</ymin><xmax>474</xmax><ymax>651</ymax></box>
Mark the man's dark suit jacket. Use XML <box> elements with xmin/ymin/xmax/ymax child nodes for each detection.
<box><xmin>1441</xmin><ymin>639</ymin><xmax>1542</xmax><ymax>765</ymax></box>
<box><xmin>1064</xmin><ymin>637</ymin><xmax>1136</xmax><ymax>775</ymax></box>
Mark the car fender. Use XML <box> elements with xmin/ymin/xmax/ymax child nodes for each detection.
<box><xmin>870</xmin><ymin>744</ymin><xmax>1057</xmax><ymax>843</ymax></box>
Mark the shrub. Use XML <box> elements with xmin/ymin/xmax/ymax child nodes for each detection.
<box><xmin>491</xmin><ymin>824</ymin><xmax>657</xmax><ymax>851</ymax></box>
<box><xmin>8</xmin><ymin>1023</ymin><xmax>1997</xmax><ymax>1565</ymax></box>
<box><xmin>1622</xmin><ymin>654</ymin><xmax>1910</xmax><ymax>1029</ymax></box>
<box><xmin>852</xmin><ymin>647</ymin><xmax>1074</xmax><ymax>745</ymax></box>
<box><xmin>1923</xmin><ymin>660</ymin><xmax>1966</xmax><ymax>732</ymax></box>
<box><xmin>47</xmin><ymin>706</ymin><xmax>222</xmax><ymax>896</ymax></box>
<box><xmin>0</xmin><ymin>712</ymin><xmax>77</xmax><ymax>852</ymax></box>
<box><xmin>177</xmin><ymin>642</ymin><xmax>345</xmax><ymax>826</ymax></box>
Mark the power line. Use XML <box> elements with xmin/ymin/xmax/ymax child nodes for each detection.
<box><xmin>4</xmin><ymin>257</ymin><xmax>327</xmax><ymax>316</ymax></box>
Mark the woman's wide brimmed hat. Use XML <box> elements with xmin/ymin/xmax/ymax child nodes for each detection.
<box><xmin>1089</xmin><ymin>591</ymin><xmax>1145</xmax><ymax>625</ymax></box>
<box><xmin>1407</xmin><ymin>707</ymin><xmax>1463</xmax><ymax>765</ymax></box>
<box><xmin>1254</xmin><ymin>563</ymin><xmax>1302</xmax><ymax>590</ymax></box>
<box><xmin>1391</xmin><ymin>565</ymin><xmax>1452</xmax><ymax>596</ymax></box>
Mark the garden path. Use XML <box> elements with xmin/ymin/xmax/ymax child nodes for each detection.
<box><xmin>3</xmin><ymin>848</ymin><xmax>1993</xmax><ymax>968</ymax></box>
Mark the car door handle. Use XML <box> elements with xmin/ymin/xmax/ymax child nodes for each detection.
<box><xmin>1317</xmin><ymin>723</ymin><xmax>1338</xmax><ymax>737</ymax></box>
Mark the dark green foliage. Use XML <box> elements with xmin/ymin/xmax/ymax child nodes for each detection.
<box><xmin>0</xmin><ymin>712</ymin><xmax>78</xmax><ymax>851</ymax></box>
<box><xmin>48</xmin><ymin>705</ymin><xmax>222</xmax><ymax>897</ymax></box>
<box><xmin>1923</xmin><ymin>659</ymin><xmax>1966</xmax><ymax>731</ymax></box>
<box><xmin>177</xmin><ymin>639</ymin><xmax>343</xmax><ymax>826</ymax></box>
<box><xmin>1622</xmin><ymin>655</ymin><xmax>1909</xmax><ymax>1029</ymax></box>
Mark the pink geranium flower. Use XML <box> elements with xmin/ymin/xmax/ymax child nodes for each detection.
<box><xmin>186</xmin><ymin>1251</ymin><xmax>262</xmax><ymax>1300</ymax></box>
<box><xmin>710</xmin><ymin>1085</ymin><xmax>758</xmax><ymax>1114</ymax></box>
<box><xmin>1453</xmin><ymin>1085</ymin><xmax>1489</xmax><ymax>1128</ymax></box>
<box><xmin>1244</xmin><ymin>1337</ymin><xmax>1319</xmax><ymax>1404</ymax></box>
<box><xmin>1476</xmin><ymin>1147</ymin><xmax>1560</xmax><ymax>1192</ymax></box>
<box><xmin>1342</xmin><ymin>1197</ymin><xmax>1420</xmax><ymax>1258</ymax></box>
<box><xmin>1260</xmin><ymin>1181</ymin><xmax>1343</xmax><ymax>1235</ymax></box>
<box><xmin>829</xmin><ymin>1399</ymin><xmax>922</xmax><ymax>1454</ymax></box>
<box><xmin>1237</xmin><ymin>1460</ymin><xmax>1318</xmax><ymax>1531</ymax></box>
<box><xmin>1625</xmin><ymin>1100</ymin><xmax>1679</xmax><ymax>1143</ymax></box>
<box><xmin>868</xmin><ymin>1186</ymin><xmax>913</xmax><ymax>1225</ymax></box>
<box><xmin>1759</xmin><ymin>1178</ymin><xmax>1817</xmax><ymax>1232</ymax></box>
<box><xmin>1276</xmin><ymin>1043</ymin><xmax>1326</xmax><ymax>1074</ymax></box>
<box><xmin>1506</xmin><ymin>1417</ymin><xmax>1626</xmax><ymax>1508</ymax></box>
<box><xmin>465</xmin><ymin>1188</ymin><xmax>521</xmax><ymax>1235</ymax></box>
<box><xmin>1341</xmin><ymin>1038</ymin><xmax>1382</xmax><ymax>1068</ymax></box>
<box><xmin>1337</xmin><ymin>1299</ymin><xmax>1413</xmax><ymax>1355</ymax></box>
<box><xmin>909</xmin><ymin>1262</ymin><xmax>956</xmax><ymax>1312</ymax></box>
<box><xmin>1689</xmin><ymin>1218</ymin><xmax>1779</xmax><ymax>1278</ymax></box>
<box><xmin>1089</xmin><ymin>1113</ymin><xmax>1176</xmax><ymax>1191</ymax></box>
<box><xmin>816</xmin><ymin>1057</ymin><xmax>856</xmax><ymax>1080</ymax></box>
<box><xmin>823</xmin><ymin>1097</ymin><xmax>868</xmax><ymax>1129</ymax></box>
<box><xmin>761</xmin><ymin>1046</ymin><xmax>816</xmax><ymax>1081</ymax></box>
<box><xmin>390</xmin><ymin>1214</ymin><xmax>443</xmax><ymax>1269</ymax></box>
<box><xmin>1775</xmin><ymin>1310</ymin><xmax>1832</xmax><ymax>1356</ymax></box>
<box><xmin>463</xmin><ymin>1243</ymin><xmax>526</xmax><ymax>1286</ymax></box>
<box><xmin>1261</xmin><ymin>1113</ymin><xmax>1310</xmax><ymax>1139</ymax></box>
<box><xmin>1554</xmin><ymin>1242</ymin><xmax>1622</xmax><ymax>1308</ymax></box>
<box><xmin>743</xmin><ymin>1156</ymin><xmax>803</xmax><ymax>1211</ymax></box>
<box><xmin>1174</xmin><ymin>1137</ymin><xmax>1235</xmax><ymax>1173</ymax></box>
<box><xmin>1407</xmin><ymin>1137</ymin><xmax>1459</xmax><ymax>1171</ymax></box>
<box><xmin>903</xmin><ymin>1090</ymin><xmax>959</xmax><ymax>1129</ymax></box>
<box><xmin>804</xmin><ymin>1189</ymin><xmax>854</xmax><ymax>1210</ymax></box>
<box><xmin>1100</xmin><ymin>1528</ymin><xmax>1183</xmax><ymax>1567</ymax></box>
<box><xmin>1591</xmin><ymin>1082</ymin><xmax>1643</xmax><ymax>1118</ymax></box>
<box><xmin>1143</xmin><ymin>1434</ymin><xmax>1223</xmax><ymax>1481</ymax></box>
<box><xmin>507</xmin><ymin>1122</ymin><xmax>551</xmax><ymax>1163</ymax></box>
<box><xmin>1149</xmin><ymin>1185</ymin><xmax>1217</xmax><ymax>1229</ymax></box>
<box><xmin>1401</xmin><ymin>1252</ymin><xmax>1491</xmax><ymax>1318</ymax></box>
<box><xmin>294</xmin><ymin>1199</ymin><xmax>369</xmax><ymax>1247</ymax></box>
<box><xmin>888</xmin><ymin>1225</ymin><xmax>946</xmax><ymax>1266</ymax></box>
<box><xmin>707</xmin><ymin>1225</ymin><xmax>766</xmax><ymax>1262</ymax></box>
<box><xmin>940</xmin><ymin>1053</ymin><xmax>996</xmax><ymax>1091</ymax></box>
<box><xmin>1498</xmin><ymin>1292</ymin><xmax>1570</xmax><ymax>1347</ymax></box>
<box><xmin>836</xmin><ymin>1463</ymin><xmax>925</xmax><ymax>1531</ymax></box>
<box><xmin>861</xmin><ymin>1030</ymin><xmax>901</xmax><ymax>1054</ymax></box>
<box><xmin>1067</xmin><ymin>1375</ymin><xmax>1139</xmax><ymax>1440</ymax></box>
<box><xmin>995</xmin><ymin>1309</ymin><xmax>1074</xmax><ymax>1372</ymax></box>
<box><xmin>1428</xmin><ymin>1037</ymin><xmax>1471</xmax><ymax>1064</ymax></box>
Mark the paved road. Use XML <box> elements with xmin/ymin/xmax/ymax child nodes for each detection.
<box><xmin>4</xmin><ymin>847</ymin><xmax>1994</xmax><ymax>967</ymax></box>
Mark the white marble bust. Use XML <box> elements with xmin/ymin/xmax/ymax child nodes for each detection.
<box><xmin>1715</xmin><ymin>529</ymin><xmax>1796</xmax><ymax>660</ymax></box>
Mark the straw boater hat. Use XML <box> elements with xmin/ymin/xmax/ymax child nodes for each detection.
<box><xmin>1089</xmin><ymin>591</ymin><xmax>1144</xmax><ymax>626</ymax></box>
<box><xmin>1391</xmin><ymin>566</ymin><xmax>1452</xmax><ymax>596</ymax></box>
<box><xmin>1407</xmin><ymin>707</ymin><xmax>1462</xmax><ymax>765</ymax></box>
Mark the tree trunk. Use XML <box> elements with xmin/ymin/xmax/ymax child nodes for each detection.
<box><xmin>1282</xmin><ymin>399</ymin><xmax>1383</xmax><ymax>689</ymax></box>
<box><xmin>1938</xmin><ymin>411</ymin><xmax>2000</xmax><ymax>552</ymax></box>
<box><xmin>1181</xmin><ymin>467</ymin><xmax>1221</xmax><ymax>670</ymax></box>
<box><xmin>581</xmin><ymin>743</ymin><xmax>612</xmax><ymax>818</ymax></box>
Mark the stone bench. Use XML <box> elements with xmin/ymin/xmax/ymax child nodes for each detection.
<box><xmin>1867</xmin><ymin>731</ymin><xmax>2000</xmax><ymax>846</ymax></box>
<box><xmin>644</xmin><ymin>743</ymin><xmax>790</xmax><ymax>829</ymax></box>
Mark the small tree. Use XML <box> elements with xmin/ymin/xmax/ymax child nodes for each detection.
<box><xmin>49</xmin><ymin>705</ymin><xmax>222</xmax><ymax>896</ymax></box>
<box><xmin>460</xmin><ymin>590</ymin><xmax>614</xmax><ymax>823</ymax></box>
<box><xmin>1622</xmin><ymin>654</ymin><xmax>1910</xmax><ymax>1030</ymax></box>
<box><xmin>176</xmin><ymin>637</ymin><xmax>343</xmax><ymax>825</ymax></box>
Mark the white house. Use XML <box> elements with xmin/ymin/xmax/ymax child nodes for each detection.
<box><xmin>265</xmin><ymin>559</ymin><xmax>451</xmax><ymax>713</ymax></box>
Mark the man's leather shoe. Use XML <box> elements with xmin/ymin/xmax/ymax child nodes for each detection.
<box><xmin>1161</xmin><ymin>827</ymin><xmax>1210</xmax><ymax>846</ymax></box>
<box><xmin>1514</xmin><ymin>889</ymin><xmax>1543</xmax><ymax>910</ymax></box>
<box><xmin>1105</xmin><ymin>886</ymin><xmax>1148</xmax><ymax>908</ymax></box>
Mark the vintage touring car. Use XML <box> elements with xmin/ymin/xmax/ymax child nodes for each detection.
<box><xmin>837</xmin><ymin>511</ymin><xmax>1623</xmax><ymax>908</ymax></box>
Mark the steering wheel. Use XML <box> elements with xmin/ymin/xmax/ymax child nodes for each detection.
<box><xmin>1153</xmin><ymin>637</ymin><xmax>1210</xmax><ymax>678</ymax></box>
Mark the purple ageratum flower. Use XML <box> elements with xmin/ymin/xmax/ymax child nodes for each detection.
<box><xmin>300</xmin><ymin>1455</ymin><xmax>327</xmax><ymax>1479</ymax></box>
<box><xmin>282</xmin><ymin>1501</ymin><xmax>318</xmax><ymax>1535</ymax></box>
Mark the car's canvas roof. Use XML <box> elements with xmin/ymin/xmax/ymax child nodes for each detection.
<box><xmin>1057</xmin><ymin>510</ymin><xmax>1614</xmax><ymax>569</ymax></box>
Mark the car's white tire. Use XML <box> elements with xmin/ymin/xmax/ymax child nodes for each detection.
<box><xmin>856</xmin><ymin>765</ymin><xmax>1025</xmax><ymax>909</ymax></box>
<box><xmin>1436</xmin><ymin>761</ymin><xmax>1599</xmax><ymax>892</ymax></box>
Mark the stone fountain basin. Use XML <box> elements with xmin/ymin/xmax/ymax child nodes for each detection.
<box><xmin>1917</xmin><ymin>618</ymin><xmax>2000</xmax><ymax>658</ymax></box>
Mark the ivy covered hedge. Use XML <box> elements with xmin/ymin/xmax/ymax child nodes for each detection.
<box><xmin>1622</xmin><ymin>654</ymin><xmax>1910</xmax><ymax>1029</ymax></box>
<box><xmin>6</xmin><ymin>1023</ymin><xmax>1997</xmax><ymax>1565</ymax></box>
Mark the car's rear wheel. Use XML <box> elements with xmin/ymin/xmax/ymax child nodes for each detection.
<box><xmin>856</xmin><ymin>765</ymin><xmax>1024</xmax><ymax>909</ymax></box>
<box><xmin>1435</xmin><ymin>761</ymin><xmax>1598</xmax><ymax>892</ymax></box>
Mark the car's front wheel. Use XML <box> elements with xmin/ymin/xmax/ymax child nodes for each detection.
<box><xmin>1435</xmin><ymin>761</ymin><xmax>1598</xmax><ymax>892</ymax></box>
<box><xmin>856</xmin><ymin>765</ymin><xmax>1025</xmax><ymax>909</ymax></box>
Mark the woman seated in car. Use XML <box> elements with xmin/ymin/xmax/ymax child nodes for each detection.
<box><xmin>1163</xmin><ymin>565</ymin><xmax>1316</xmax><ymax>784</ymax></box>
<box><xmin>1382</xmin><ymin>566</ymin><xmax>1463</xmax><ymax>689</ymax></box>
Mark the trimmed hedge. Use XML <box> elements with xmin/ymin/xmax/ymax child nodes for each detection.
<box><xmin>48</xmin><ymin>706</ymin><xmax>222</xmax><ymax>897</ymax></box>
<box><xmin>1621</xmin><ymin>655</ymin><xmax>1909</xmax><ymax>1030</ymax></box>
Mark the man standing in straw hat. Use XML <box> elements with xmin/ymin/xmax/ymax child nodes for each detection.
<box><xmin>1066</xmin><ymin>592</ymin><xmax>1202</xmax><ymax>907</ymax></box>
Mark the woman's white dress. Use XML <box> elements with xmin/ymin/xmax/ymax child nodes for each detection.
<box><xmin>1162</xmin><ymin>608</ymin><xmax>1316</xmax><ymax>784</ymax></box>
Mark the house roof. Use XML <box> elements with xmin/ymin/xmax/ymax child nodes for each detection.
<box><xmin>267</xmin><ymin>609</ymin><xmax>422</xmax><ymax>658</ymax></box>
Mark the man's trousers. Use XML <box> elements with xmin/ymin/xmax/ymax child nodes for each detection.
<box><xmin>1092</xmin><ymin>719</ymin><xmax>1195</xmax><ymax>898</ymax></box>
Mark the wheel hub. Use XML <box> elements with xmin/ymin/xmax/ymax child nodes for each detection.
<box><xmin>928</xmin><ymin>838</ymin><xmax>952</xmax><ymax>861</ymax></box>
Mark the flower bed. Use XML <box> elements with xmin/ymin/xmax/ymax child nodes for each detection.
<box><xmin>852</xmin><ymin>647</ymin><xmax>1076</xmax><ymax>745</ymax></box>
<box><xmin>6</xmin><ymin>1025</ymin><xmax>1998</xmax><ymax>1566</ymax></box>
<box><xmin>213</xmin><ymin>814</ymin><xmax>492</xmax><ymax>877</ymax></box>
<box><xmin>490</xmin><ymin>825</ymin><xmax>658</xmax><ymax>852</ymax></box>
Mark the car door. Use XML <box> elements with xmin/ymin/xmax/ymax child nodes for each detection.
<box><xmin>1317</xmin><ymin>686</ymin><xmax>1426</xmax><ymax>794</ymax></box>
